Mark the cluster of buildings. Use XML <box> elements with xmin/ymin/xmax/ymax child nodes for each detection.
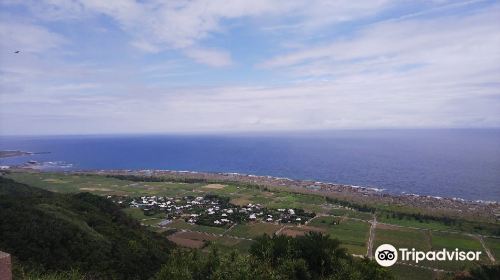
<box><xmin>109</xmin><ymin>194</ymin><xmax>314</xmax><ymax>227</ymax></box>
<box><xmin>99</xmin><ymin>170</ymin><xmax>500</xmax><ymax>221</ymax></box>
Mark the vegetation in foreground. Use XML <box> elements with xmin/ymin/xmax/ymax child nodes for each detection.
<box><xmin>0</xmin><ymin>177</ymin><xmax>174</xmax><ymax>279</ymax></box>
<box><xmin>154</xmin><ymin>233</ymin><xmax>392</xmax><ymax>280</ymax></box>
<box><xmin>0</xmin><ymin>177</ymin><xmax>391</xmax><ymax>280</ymax></box>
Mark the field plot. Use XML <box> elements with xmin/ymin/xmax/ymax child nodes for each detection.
<box><xmin>485</xmin><ymin>237</ymin><xmax>500</xmax><ymax>262</ymax></box>
<box><xmin>229</xmin><ymin>196</ymin><xmax>253</xmax><ymax>206</ymax></box>
<box><xmin>374</xmin><ymin>225</ymin><xmax>431</xmax><ymax>251</ymax></box>
<box><xmin>309</xmin><ymin>216</ymin><xmax>369</xmax><ymax>255</ymax></box>
<box><xmin>167</xmin><ymin>231</ymin><xmax>217</xmax><ymax>249</ymax></box>
<box><xmin>204</xmin><ymin>238</ymin><xmax>255</xmax><ymax>254</ymax></box>
<box><xmin>166</xmin><ymin>229</ymin><xmax>254</xmax><ymax>253</ymax></box>
<box><xmin>329</xmin><ymin>208</ymin><xmax>373</xmax><ymax>221</ymax></box>
<box><xmin>228</xmin><ymin>222</ymin><xmax>282</xmax><ymax>239</ymax></box>
<box><xmin>266</xmin><ymin>192</ymin><xmax>325</xmax><ymax>213</ymax></box>
<box><xmin>6</xmin><ymin>172</ymin><xmax>326</xmax><ymax>214</ymax></box>
<box><xmin>374</xmin><ymin>225</ymin><xmax>488</xmax><ymax>271</ymax></box>
<box><xmin>202</xmin><ymin>184</ymin><xmax>226</xmax><ymax>190</ymax></box>
<box><xmin>122</xmin><ymin>209</ymin><xmax>227</xmax><ymax>233</ymax></box>
<box><xmin>192</xmin><ymin>224</ymin><xmax>227</xmax><ymax>235</ymax></box>
<box><xmin>5</xmin><ymin>172</ymin><xmax>127</xmax><ymax>193</ymax></box>
<box><xmin>166</xmin><ymin>219</ymin><xmax>227</xmax><ymax>234</ymax></box>
<box><xmin>5</xmin><ymin>172</ymin><xmax>204</xmax><ymax>196</ymax></box>
<box><xmin>279</xmin><ymin>226</ymin><xmax>325</xmax><ymax>237</ymax></box>
<box><xmin>419</xmin><ymin>231</ymin><xmax>487</xmax><ymax>271</ymax></box>
<box><xmin>378</xmin><ymin>213</ymin><xmax>455</xmax><ymax>232</ymax></box>
<box><xmin>388</xmin><ymin>263</ymin><xmax>439</xmax><ymax>280</ymax></box>
<box><xmin>123</xmin><ymin>207</ymin><xmax>165</xmax><ymax>220</ymax></box>
<box><xmin>168</xmin><ymin>219</ymin><xmax>196</xmax><ymax>230</ymax></box>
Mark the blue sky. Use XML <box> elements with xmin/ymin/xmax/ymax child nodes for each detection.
<box><xmin>0</xmin><ymin>0</ymin><xmax>499</xmax><ymax>135</ymax></box>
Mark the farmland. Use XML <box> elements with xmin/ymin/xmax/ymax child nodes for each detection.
<box><xmin>309</xmin><ymin>216</ymin><xmax>370</xmax><ymax>255</ymax></box>
<box><xmin>2</xmin><ymin>170</ymin><xmax>500</xmax><ymax>280</ymax></box>
<box><xmin>229</xmin><ymin>222</ymin><xmax>282</xmax><ymax>239</ymax></box>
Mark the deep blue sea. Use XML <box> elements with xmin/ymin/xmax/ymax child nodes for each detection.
<box><xmin>1</xmin><ymin>129</ymin><xmax>499</xmax><ymax>201</ymax></box>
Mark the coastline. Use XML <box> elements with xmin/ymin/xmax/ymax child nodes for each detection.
<box><xmin>5</xmin><ymin>166</ymin><xmax>499</xmax><ymax>222</ymax></box>
<box><xmin>0</xmin><ymin>150</ymin><xmax>50</xmax><ymax>158</ymax></box>
<box><xmin>0</xmin><ymin>150</ymin><xmax>33</xmax><ymax>158</ymax></box>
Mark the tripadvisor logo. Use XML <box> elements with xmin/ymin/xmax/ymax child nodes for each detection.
<box><xmin>375</xmin><ymin>244</ymin><xmax>398</xmax><ymax>267</ymax></box>
<box><xmin>374</xmin><ymin>244</ymin><xmax>482</xmax><ymax>267</ymax></box>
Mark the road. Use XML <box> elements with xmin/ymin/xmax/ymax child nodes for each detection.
<box><xmin>367</xmin><ymin>214</ymin><xmax>377</xmax><ymax>258</ymax></box>
<box><xmin>477</xmin><ymin>235</ymin><xmax>496</xmax><ymax>263</ymax></box>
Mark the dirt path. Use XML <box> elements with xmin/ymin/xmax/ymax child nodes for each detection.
<box><xmin>477</xmin><ymin>235</ymin><xmax>496</xmax><ymax>263</ymax></box>
<box><xmin>397</xmin><ymin>261</ymin><xmax>450</xmax><ymax>273</ymax></box>
<box><xmin>425</xmin><ymin>230</ymin><xmax>433</xmax><ymax>250</ymax></box>
<box><xmin>304</xmin><ymin>213</ymin><xmax>327</xmax><ymax>225</ymax></box>
<box><xmin>164</xmin><ymin>227</ymin><xmax>253</xmax><ymax>241</ymax></box>
<box><xmin>275</xmin><ymin>225</ymin><xmax>288</xmax><ymax>235</ymax></box>
<box><xmin>223</xmin><ymin>223</ymin><xmax>238</xmax><ymax>235</ymax></box>
<box><xmin>367</xmin><ymin>215</ymin><xmax>377</xmax><ymax>258</ymax></box>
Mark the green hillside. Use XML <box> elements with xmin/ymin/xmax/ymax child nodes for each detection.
<box><xmin>0</xmin><ymin>177</ymin><xmax>174</xmax><ymax>279</ymax></box>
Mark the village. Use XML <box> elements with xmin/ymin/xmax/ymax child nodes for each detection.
<box><xmin>108</xmin><ymin>194</ymin><xmax>316</xmax><ymax>228</ymax></box>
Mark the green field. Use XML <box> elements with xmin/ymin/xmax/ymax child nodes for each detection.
<box><xmin>205</xmin><ymin>238</ymin><xmax>255</xmax><ymax>254</ymax></box>
<box><xmin>5</xmin><ymin>172</ymin><xmax>205</xmax><ymax>197</ymax></box>
<box><xmin>228</xmin><ymin>222</ymin><xmax>282</xmax><ymax>239</ymax></box>
<box><xmin>374</xmin><ymin>226</ymin><xmax>431</xmax><ymax>251</ymax></box>
<box><xmin>309</xmin><ymin>216</ymin><xmax>369</xmax><ymax>255</ymax></box>
<box><xmin>377</xmin><ymin>210</ymin><xmax>500</xmax><ymax>236</ymax></box>
<box><xmin>388</xmin><ymin>263</ymin><xmax>440</xmax><ymax>280</ymax></box>
<box><xmin>420</xmin><ymin>231</ymin><xmax>487</xmax><ymax>271</ymax></box>
<box><xmin>329</xmin><ymin>207</ymin><xmax>373</xmax><ymax>220</ymax></box>
<box><xmin>168</xmin><ymin>219</ymin><xmax>196</xmax><ymax>230</ymax></box>
<box><xmin>374</xmin><ymin>225</ymin><xmax>488</xmax><ymax>271</ymax></box>
<box><xmin>123</xmin><ymin>207</ymin><xmax>166</xmax><ymax>220</ymax></box>
<box><xmin>378</xmin><ymin>213</ymin><xmax>454</xmax><ymax>231</ymax></box>
<box><xmin>5</xmin><ymin>172</ymin><xmax>330</xmax><ymax>214</ymax></box>
<box><xmin>192</xmin><ymin>224</ymin><xmax>227</xmax><ymax>234</ymax></box>
<box><xmin>485</xmin><ymin>237</ymin><xmax>500</xmax><ymax>262</ymax></box>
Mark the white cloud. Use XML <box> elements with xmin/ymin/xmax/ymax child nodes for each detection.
<box><xmin>261</xmin><ymin>3</ymin><xmax>500</xmax><ymax>69</ymax></box>
<box><xmin>4</xmin><ymin>0</ymin><xmax>398</xmax><ymax>66</ymax></box>
<box><xmin>0</xmin><ymin>21</ymin><xmax>66</xmax><ymax>54</ymax></box>
<box><xmin>259</xmin><ymin>3</ymin><xmax>500</xmax><ymax>93</ymax></box>
<box><xmin>184</xmin><ymin>48</ymin><xmax>232</xmax><ymax>67</ymax></box>
<box><xmin>0</xmin><ymin>0</ymin><xmax>499</xmax><ymax>134</ymax></box>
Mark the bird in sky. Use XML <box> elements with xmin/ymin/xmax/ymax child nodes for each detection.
<box><xmin>14</xmin><ymin>50</ymin><xmax>20</xmax><ymax>53</ymax></box>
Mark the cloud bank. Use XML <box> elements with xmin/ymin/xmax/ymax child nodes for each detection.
<box><xmin>0</xmin><ymin>0</ymin><xmax>499</xmax><ymax>135</ymax></box>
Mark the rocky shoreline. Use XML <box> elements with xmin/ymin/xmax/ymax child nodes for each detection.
<box><xmin>4</xmin><ymin>163</ymin><xmax>499</xmax><ymax>222</ymax></box>
<box><xmin>80</xmin><ymin>168</ymin><xmax>500</xmax><ymax>222</ymax></box>
<box><xmin>0</xmin><ymin>150</ymin><xmax>32</xmax><ymax>158</ymax></box>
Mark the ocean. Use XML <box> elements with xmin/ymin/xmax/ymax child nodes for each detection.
<box><xmin>1</xmin><ymin>129</ymin><xmax>499</xmax><ymax>201</ymax></box>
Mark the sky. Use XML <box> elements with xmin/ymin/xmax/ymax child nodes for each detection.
<box><xmin>0</xmin><ymin>0</ymin><xmax>499</xmax><ymax>135</ymax></box>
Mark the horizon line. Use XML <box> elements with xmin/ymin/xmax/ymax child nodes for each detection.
<box><xmin>1</xmin><ymin>127</ymin><xmax>500</xmax><ymax>137</ymax></box>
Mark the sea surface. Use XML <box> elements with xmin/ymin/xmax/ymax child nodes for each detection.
<box><xmin>1</xmin><ymin>129</ymin><xmax>499</xmax><ymax>201</ymax></box>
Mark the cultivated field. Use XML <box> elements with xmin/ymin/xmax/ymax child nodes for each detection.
<box><xmin>229</xmin><ymin>222</ymin><xmax>282</xmax><ymax>239</ymax></box>
<box><xmin>309</xmin><ymin>216</ymin><xmax>370</xmax><ymax>255</ymax></box>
